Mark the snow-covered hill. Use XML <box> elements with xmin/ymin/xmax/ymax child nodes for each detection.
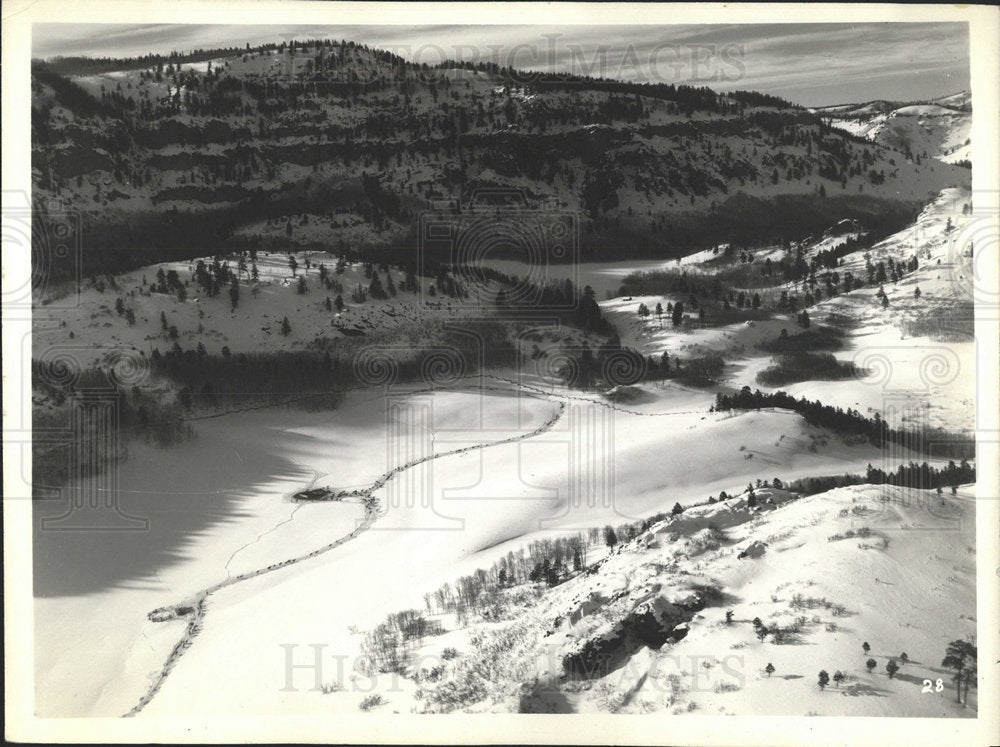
<box><xmin>31</xmin><ymin>43</ymin><xmax>969</xmax><ymax>275</ymax></box>
<box><xmin>27</xmin><ymin>42</ymin><xmax>984</xmax><ymax>730</ymax></box>
<box><xmin>599</xmin><ymin>185</ymin><xmax>975</xmax><ymax>434</ymax></box>
<box><xmin>463</xmin><ymin>482</ymin><xmax>978</xmax><ymax>717</ymax></box>
<box><xmin>813</xmin><ymin>92</ymin><xmax>971</xmax><ymax>165</ymax></box>
<box><xmin>31</xmin><ymin>181</ymin><xmax>981</xmax><ymax>721</ymax></box>
<box><xmin>114</xmin><ymin>390</ymin><xmax>974</xmax><ymax>719</ymax></box>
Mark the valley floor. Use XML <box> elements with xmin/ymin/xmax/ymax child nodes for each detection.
<box><xmin>33</xmin><ymin>376</ymin><xmax>974</xmax><ymax>718</ymax></box>
<box><xmin>30</xmin><ymin>185</ymin><xmax>980</xmax><ymax>720</ymax></box>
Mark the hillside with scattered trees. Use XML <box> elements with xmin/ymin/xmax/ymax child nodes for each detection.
<box><xmin>31</xmin><ymin>40</ymin><xmax>968</xmax><ymax>279</ymax></box>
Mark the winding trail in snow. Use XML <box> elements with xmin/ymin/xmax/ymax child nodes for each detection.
<box><xmin>122</xmin><ymin>383</ymin><xmax>569</xmax><ymax>717</ymax></box>
<box><xmin>122</xmin><ymin>374</ymin><xmax>725</xmax><ymax>717</ymax></box>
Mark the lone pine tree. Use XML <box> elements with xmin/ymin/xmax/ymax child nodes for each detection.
<box><xmin>671</xmin><ymin>301</ymin><xmax>684</xmax><ymax>327</ymax></box>
<box><xmin>942</xmin><ymin>639</ymin><xmax>977</xmax><ymax>705</ymax></box>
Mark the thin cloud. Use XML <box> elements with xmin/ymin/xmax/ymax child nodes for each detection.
<box><xmin>32</xmin><ymin>22</ymin><xmax>969</xmax><ymax>106</ymax></box>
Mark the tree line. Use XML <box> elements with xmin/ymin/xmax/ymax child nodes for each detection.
<box><xmin>713</xmin><ymin>386</ymin><xmax>975</xmax><ymax>458</ymax></box>
<box><xmin>784</xmin><ymin>458</ymin><xmax>975</xmax><ymax>495</ymax></box>
<box><xmin>31</xmin><ymin>361</ymin><xmax>192</xmax><ymax>492</ymax></box>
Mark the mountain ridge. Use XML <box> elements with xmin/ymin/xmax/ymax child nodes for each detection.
<box><xmin>31</xmin><ymin>40</ymin><xmax>970</xmax><ymax>279</ymax></box>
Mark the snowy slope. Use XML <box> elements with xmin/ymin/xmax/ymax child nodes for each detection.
<box><xmin>602</xmin><ymin>186</ymin><xmax>976</xmax><ymax>434</ymax></box>
<box><xmin>519</xmin><ymin>483</ymin><xmax>978</xmax><ymax>717</ymax></box>
<box><xmin>84</xmin><ymin>371</ymin><xmax>962</xmax><ymax>718</ymax></box>
<box><xmin>172</xmin><ymin>475</ymin><xmax>975</xmax><ymax>718</ymax></box>
<box><xmin>814</xmin><ymin>92</ymin><xmax>971</xmax><ymax>165</ymax></box>
<box><xmin>31</xmin><ymin>252</ymin><xmax>458</xmax><ymax>367</ymax></box>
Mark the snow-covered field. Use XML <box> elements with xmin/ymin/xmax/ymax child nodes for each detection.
<box><xmin>34</xmin><ymin>370</ymin><xmax>965</xmax><ymax>718</ymax></box>
<box><xmin>601</xmin><ymin>187</ymin><xmax>976</xmax><ymax>434</ymax></box>
<box><xmin>30</xmin><ymin>184</ymin><xmax>981</xmax><ymax>721</ymax></box>
<box><xmin>34</xmin><ymin>406</ymin><xmax>367</xmax><ymax>716</ymax></box>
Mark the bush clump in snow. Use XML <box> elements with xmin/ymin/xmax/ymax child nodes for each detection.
<box><xmin>756</xmin><ymin>351</ymin><xmax>866</xmax><ymax>386</ymax></box>
<box><xmin>359</xmin><ymin>694</ymin><xmax>385</xmax><ymax>711</ymax></box>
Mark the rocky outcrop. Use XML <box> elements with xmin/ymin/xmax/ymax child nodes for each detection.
<box><xmin>562</xmin><ymin>591</ymin><xmax>703</xmax><ymax>678</ymax></box>
<box><xmin>737</xmin><ymin>540</ymin><xmax>768</xmax><ymax>559</ymax></box>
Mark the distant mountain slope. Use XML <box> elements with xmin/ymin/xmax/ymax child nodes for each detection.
<box><xmin>31</xmin><ymin>41</ymin><xmax>970</xmax><ymax>278</ymax></box>
<box><xmin>813</xmin><ymin>91</ymin><xmax>971</xmax><ymax>165</ymax></box>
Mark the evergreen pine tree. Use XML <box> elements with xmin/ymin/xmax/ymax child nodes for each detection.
<box><xmin>603</xmin><ymin>526</ymin><xmax>618</xmax><ymax>547</ymax></box>
<box><xmin>671</xmin><ymin>301</ymin><xmax>684</xmax><ymax>327</ymax></box>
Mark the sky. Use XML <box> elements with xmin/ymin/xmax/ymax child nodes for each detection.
<box><xmin>32</xmin><ymin>22</ymin><xmax>970</xmax><ymax>107</ymax></box>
